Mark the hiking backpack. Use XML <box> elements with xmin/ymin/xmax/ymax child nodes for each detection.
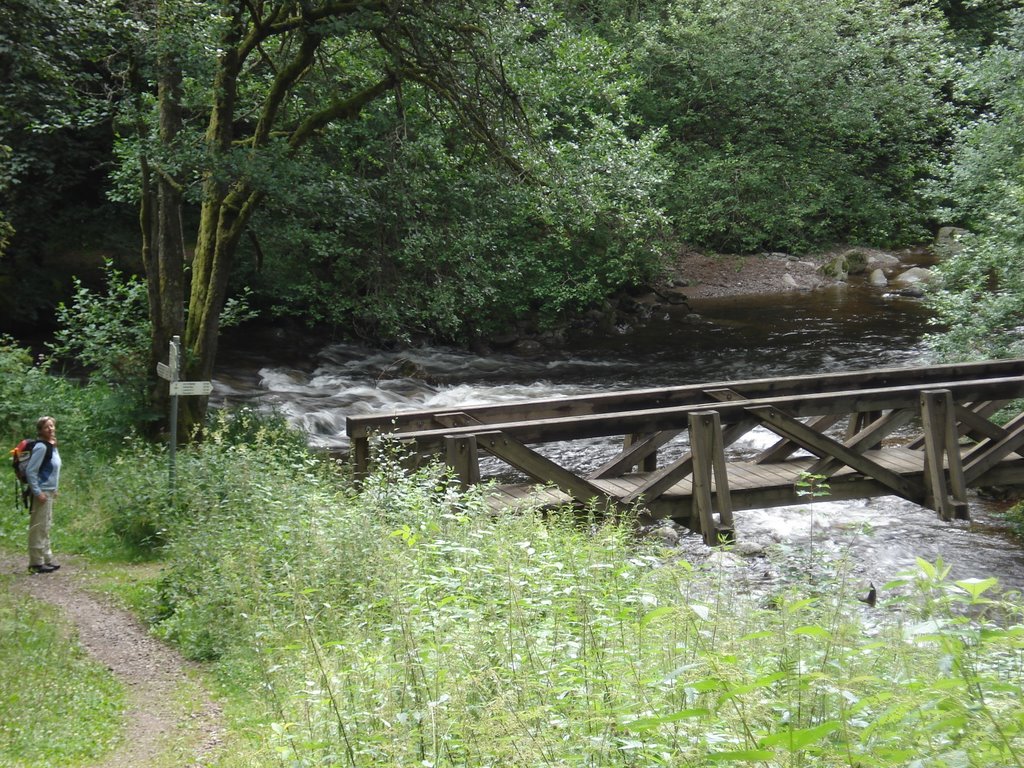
<box><xmin>10</xmin><ymin>439</ymin><xmax>52</xmax><ymax>509</ymax></box>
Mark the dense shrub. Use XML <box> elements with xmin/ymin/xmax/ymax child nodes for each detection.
<box><xmin>929</xmin><ymin>11</ymin><xmax>1024</xmax><ymax>360</ymax></box>
<box><xmin>633</xmin><ymin>0</ymin><xmax>955</xmax><ymax>252</ymax></box>
<box><xmin>148</xmin><ymin>438</ymin><xmax>1024</xmax><ymax>766</ymax></box>
<box><xmin>148</xmin><ymin>413</ymin><xmax>378</xmax><ymax>660</ymax></box>
<box><xmin>0</xmin><ymin>335</ymin><xmax>136</xmax><ymax>450</ymax></box>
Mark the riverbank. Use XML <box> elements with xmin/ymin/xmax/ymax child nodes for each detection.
<box><xmin>668</xmin><ymin>248</ymin><xmax>837</xmax><ymax>299</ymax></box>
<box><xmin>215</xmin><ymin>241</ymin><xmax>938</xmax><ymax>365</ymax></box>
<box><xmin>664</xmin><ymin>243</ymin><xmax>935</xmax><ymax>301</ymax></box>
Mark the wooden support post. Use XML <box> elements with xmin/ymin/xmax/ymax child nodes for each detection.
<box><xmin>352</xmin><ymin>435</ymin><xmax>370</xmax><ymax>481</ymax></box>
<box><xmin>624</xmin><ymin>433</ymin><xmax>659</xmax><ymax>472</ymax></box>
<box><xmin>907</xmin><ymin>400</ymin><xmax>1008</xmax><ymax>450</ymax></box>
<box><xmin>689</xmin><ymin>411</ymin><xmax>734</xmax><ymax>546</ymax></box>
<box><xmin>444</xmin><ymin>435</ymin><xmax>480</xmax><ymax>490</ymax></box>
<box><xmin>921</xmin><ymin>389</ymin><xmax>969</xmax><ymax>521</ymax></box>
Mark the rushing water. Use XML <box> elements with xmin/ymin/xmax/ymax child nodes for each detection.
<box><xmin>214</xmin><ymin>279</ymin><xmax>1024</xmax><ymax>591</ymax></box>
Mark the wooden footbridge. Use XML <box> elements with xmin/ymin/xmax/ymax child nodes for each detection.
<box><xmin>347</xmin><ymin>359</ymin><xmax>1024</xmax><ymax>544</ymax></box>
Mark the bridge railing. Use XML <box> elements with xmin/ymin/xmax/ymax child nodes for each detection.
<box><xmin>347</xmin><ymin>358</ymin><xmax>1024</xmax><ymax>475</ymax></box>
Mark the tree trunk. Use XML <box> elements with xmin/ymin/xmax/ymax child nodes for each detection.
<box><xmin>137</xmin><ymin>45</ymin><xmax>185</xmax><ymax>435</ymax></box>
<box><xmin>178</xmin><ymin>33</ymin><xmax>248</xmax><ymax>431</ymax></box>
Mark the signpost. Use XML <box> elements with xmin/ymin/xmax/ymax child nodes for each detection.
<box><xmin>170</xmin><ymin>380</ymin><xmax>214</xmax><ymax>397</ymax></box>
<box><xmin>158</xmin><ymin>336</ymin><xmax>213</xmax><ymax>491</ymax></box>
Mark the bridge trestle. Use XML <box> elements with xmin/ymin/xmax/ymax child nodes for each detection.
<box><xmin>347</xmin><ymin>360</ymin><xmax>1024</xmax><ymax>546</ymax></box>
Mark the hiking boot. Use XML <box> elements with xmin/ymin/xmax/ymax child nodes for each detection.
<box><xmin>45</xmin><ymin>563</ymin><xmax>60</xmax><ymax>571</ymax></box>
<box><xmin>29</xmin><ymin>564</ymin><xmax>56</xmax><ymax>574</ymax></box>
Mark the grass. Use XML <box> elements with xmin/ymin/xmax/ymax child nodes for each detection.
<box><xmin>0</xmin><ymin>580</ymin><xmax>124</xmax><ymax>767</ymax></box>
<box><xmin>4</xmin><ymin>337</ymin><xmax>1024</xmax><ymax>766</ymax></box>
<box><xmin>141</xmin><ymin>442</ymin><xmax>1024</xmax><ymax>767</ymax></box>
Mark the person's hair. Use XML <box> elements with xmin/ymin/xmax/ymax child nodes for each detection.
<box><xmin>36</xmin><ymin>416</ymin><xmax>55</xmax><ymax>437</ymax></box>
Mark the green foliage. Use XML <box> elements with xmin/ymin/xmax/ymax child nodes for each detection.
<box><xmin>137</xmin><ymin>434</ymin><xmax>1024</xmax><ymax>766</ymax></box>
<box><xmin>937</xmin><ymin>0</ymin><xmax>1017</xmax><ymax>49</ymax></box>
<box><xmin>928</xmin><ymin>10</ymin><xmax>1024</xmax><ymax>360</ymax></box>
<box><xmin>0</xmin><ymin>212</ymin><xmax>12</xmax><ymax>258</ymax></box>
<box><xmin>94</xmin><ymin>438</ymin><xmax>174</xmax><ymax>554</ymax></box>
<box><xmin>48</xmin><ymin>262</ymin><xmax>152</xmax><ymax>421</ymax></box>
<box><xmin>633</xmin><ymin>0</ymin><xmax>955</xmax><ymax>253</ymax></box>
<box><xmin>148</xmin><ymin>423</ymin><xmax>376</xmax><ymax>662</ymax></box>
<box><xmin>56</xmin><ymin>407</ymin><xmax>310</xmax><ymax>559</ymax></box>
<box><xmin>795</xmin><ymin>472</ymin><xmax>831</xmax><ymax>499</ymax></box>
<box><xmin>0</xmin><ymin>335</ymin><xmax>111</xmax><ymax>448</ymax></box>
<box><xmin>928</xmin><ymin>235</ymin><xmax>1024</xmax><ymax>360</ymax></box>
<box><xmin>0</xmin><ymin>0</ymin><xmax>131</xmax><ymax>322</ymax></box>
<box><xmin>938</xmin><ymin>11</ymin><xmax>1024</xmax><ymax>233</ymax></box>
<box><xmin>1002</xmin><ymin>500</ymin><xmax>1024</xmax><ymax>540</ymax></box>
<box><xmin>0</xmin><ymin>585</ymin><xmax>123</xmax><ymax>766</ymax></box>
<box><xmin>238</xmin><ymin>2</ymin><xmax>669</xmax><ymax>343</ymax></box>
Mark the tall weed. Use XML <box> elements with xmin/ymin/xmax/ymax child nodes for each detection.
<box><xmin>150</xmin><ymin>411</ymin><xmax>381</xmax><ymax>664</ymax></box>
<box><xmin>152</xmin><ymin>441</ymin><xmax>1024</xmax><ymax>767</ymax></box>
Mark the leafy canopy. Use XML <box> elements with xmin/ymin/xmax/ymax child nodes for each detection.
<box><xmin>928</xmin><ymin>10</ymin><xmax>1024</xmax><ymax>360</ymax></box>
<box><xmin>631</xmin><ymin>0</ymin><xmax>955</xmax><ymax>252</ymax></box>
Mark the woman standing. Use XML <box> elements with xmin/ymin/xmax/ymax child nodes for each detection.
<box><xmin>26</xmin><ymin>415</ymin><xmax>61</xmax><ymax>574</ymax></box>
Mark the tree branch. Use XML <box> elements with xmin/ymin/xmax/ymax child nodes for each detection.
<box><xmin>288</xmin><ymin>73</ymin><xmax>396</xmax><ymax>148</ymax></box>
<box><xmin>252</xmin><ymin>29</ymin><xmax>321</xmax><ymax>146</ymax></box>
<box><xmin>264</xmin><ymin>0</ymin><xmax>385</xmax><ymax>37</ymax></box>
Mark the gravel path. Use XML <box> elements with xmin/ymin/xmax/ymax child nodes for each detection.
<box><xmin>2</xmin><ymin>554</ymin><xmax>224</xmax><ymax>767</ymax></box>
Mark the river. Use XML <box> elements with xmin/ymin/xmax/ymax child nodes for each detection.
<box><xmin>214</xmin><ymin>279</ymin><xmax>1024</xmax><ymax>592</ymax></box>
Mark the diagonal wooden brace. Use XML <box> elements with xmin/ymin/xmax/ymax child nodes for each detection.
<box><xmin>473</xmin><ymin>430</ymin><xmax>624</xmax><ymax>512</ymax></box>
<box><xmin>809</xmin><ymin>408</ymin><xmax>915</xmax><ymax>477</ymax></box>
<box><xmin>747</xmin><ymin>405</ymin><xmax>924</xmax><ymax>504</ymax></box>
<box><xmin>963</xmin><ymin>412</ymin><xmax>1024</xmax><ymax>485</ymax></box>
<box><xmin>591</xmin><ymin>429</ymin><xmax>683</xmax><ymax>479</ymax></box>
<box><xmin>757</xmin><ymin>414</ymin><xmax>843</xmax><ymax>464</ymax></box>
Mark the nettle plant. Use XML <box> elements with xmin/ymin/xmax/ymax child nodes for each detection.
<box><xmin>220</xmin><ymin>447</ymin><xmax>1024</xmax><ymax>768</ymax></box>
<box><xmin>142</xmin><ymin>429</ymin><xmax>1024</xmax><ymax>765</ymax></box>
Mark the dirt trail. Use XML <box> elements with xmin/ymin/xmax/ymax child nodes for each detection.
<box><xmin>3</xmin><ymin>555</ymin><xmax>224</xmax><ymax>767</ymax></box>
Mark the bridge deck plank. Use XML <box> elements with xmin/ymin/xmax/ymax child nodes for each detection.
<box><xmin>482</xmin><ymin>446</ymin><xmax>966</xmax><ymax>513</ymax></box>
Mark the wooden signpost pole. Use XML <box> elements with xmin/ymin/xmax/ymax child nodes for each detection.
<box><xmin>156</xmin><ymin>335</ymin><xmax>213</xmax><ymax>493</ymax></box>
